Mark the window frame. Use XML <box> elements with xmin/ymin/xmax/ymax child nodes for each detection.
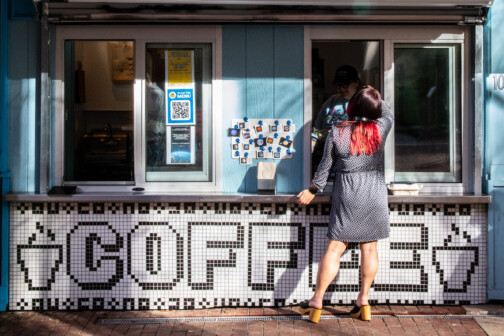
<box><xmin>304</xmin><ymin>25</ymin><xmax>475</xmax><ymax>194</ymax></box>
<box><xmin>53</xmin><ymin>25</ymin><xmax>223</xmax><ymax>193</ymax></box>
<box><xmin>144</xmin><ymin>42</ymin><xmax>213</xmax><ymax>184</ymax></box>
<box><xmin>393</xmin><ymin>43</ymin><xmax>462</xmax><ymax>184</ymax></box>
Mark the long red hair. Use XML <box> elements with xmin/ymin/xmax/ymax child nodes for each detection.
<box><xmin>337</xmin><ymin>86</ymin><xmax>382</xmax><ymax>155</ymax></box>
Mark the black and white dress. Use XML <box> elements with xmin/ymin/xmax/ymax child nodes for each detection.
<box><xmin>312</xmin><ymin>102</ymin><xmax>394</xmax><ymax>242</ymax></box>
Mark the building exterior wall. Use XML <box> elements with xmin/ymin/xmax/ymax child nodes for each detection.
<box><xmin>9</xmin><ymin>201</ymin><xmax>487</xmax><ymax>310</ymax></box>
<box><xmin>222</xmin><ymin>25</ymin><xmax>304</xmax><ymax>193</ymax></box>
<box><xmin>485</xmin><ymin>0</ymin><xmax>504</xmax><ymax>300</ymax></box>
<box><xmin>8</xmin><ymin>20</ymin><xmax>40</xmax><ymax>193</ymax></box>
<box><xmin>0</xmin><ymin>0</ymin><xmax>11</xmax><ymax>312</ymax></box>
<box><xmin>1</xmin><ymin>0</ymin><xmax>39</xmax><ymax>311</ymax></box>
<box><xmin>1</xmin><ymin>0</ymin><xmax>497</xmax><ymax>310</ymax></box>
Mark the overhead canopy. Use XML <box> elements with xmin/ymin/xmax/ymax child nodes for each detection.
<box><xmin>40</xmin><ymin>0</ymin><xmax>493</xmax><ymax>24</ymax></box>
<box><xmin>65</xmin><ymin>0</ymin><xmax>493</xmax><ymax>6</ymax></box>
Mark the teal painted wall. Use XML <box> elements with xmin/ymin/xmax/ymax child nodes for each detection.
<box><xmin>485</xmin><ymin>0</ymin><xmax>504</xmax><ymax>300</ymax></box>
<box><xmin>222</xmin><ymin>25</ymin><xmax>304</xmax><ymax>193</ymax></box>
<box><xmin>1</xmin><ymin>0</ymin><xmax>38</xmax><ymax>310</ymax></box>
<box><xmin>8</xmin><ymin>20</ymin><xmax>40</xmax><ymax>193</ymax></box>
<box><xmin>0</xmin><ymin>0</ymin><xmax>11</xmax><ymax>312</ymax></box>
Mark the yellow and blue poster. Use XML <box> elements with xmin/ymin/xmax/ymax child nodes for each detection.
<box><xmin>165</xmin><ymin>49</ymin><xmax>196</xmax><ymax>164</ymax></box>
<box><xmin>167</xmin><ymin>50</ymin><xmax>193</xmax><ymax>84</ymax></box>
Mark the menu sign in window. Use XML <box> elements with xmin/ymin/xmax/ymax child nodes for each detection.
<box><xmin>165</xmin><ymin>49</ymin><xmax>196</xmax><ymax>164</ymax></box>
<box><xmin>166</xmin><ymin>126</ymin><xmax>195</xmax><ymax>165</ymax></box>
<box><xmin>166</xmin><ymin>89</ymin><xmax>195</xmax><ymax>125</ymax></box>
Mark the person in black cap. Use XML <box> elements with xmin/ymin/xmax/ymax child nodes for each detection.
<box><xmin>313</xmin><ymin>65</ymin><xmax>363</xmax><ymax>134</ymax></box>
<box><xmin>311</xmin><ymin>65</ymin><xmax>364</xmax><ymax>176</ymax></box>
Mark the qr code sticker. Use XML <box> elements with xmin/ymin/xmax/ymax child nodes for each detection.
<box><xmin>171</xmin><ymin>100</ymin><xmax>190</xmax><ymax>120</ymax></box>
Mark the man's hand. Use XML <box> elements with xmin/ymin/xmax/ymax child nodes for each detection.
<box><xmin>297</xmin><ymin>189</ymin><xmax>316</xmax><ymax>205</ymax></box>
<box><xmin>311</xmin><ymin>138</ymin><xmax>318</xmax><ymax>153</ymax></box>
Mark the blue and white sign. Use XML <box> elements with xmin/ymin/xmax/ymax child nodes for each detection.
<box><xmin>166</xmin><ymin>88</ymin><xmax>195</xmax><ymax>125</ymax></box>
<box><xmin>166</xmin><ymin>126</ymin><xmax>195</xmax><ymax>165</ymax></box>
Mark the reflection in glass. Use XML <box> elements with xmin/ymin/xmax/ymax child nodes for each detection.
<box><xmin>145</xmin><ymin>44</ymin><xmax>212</xmax><ymax>182</ymax></box>
<box><xmin>394</xmin><ymin>45</ymin><xmax>461</xmax><ymax>181</ymax></box>
<box><xmin>311</xmin><ymin>41</ymin><xmax>381</xmax><ymax>179</ymax></box>
<box><xmin>64</xmin><ymin>41</ymin><xmax>134</xmax><ymax>182</ymax></box>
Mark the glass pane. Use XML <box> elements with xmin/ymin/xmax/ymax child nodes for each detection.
<box><xmin>394</xmin><ymin>45</ymin><xmax>461</xmax><ymax>181</ymax></box>
<box><xmin>64</xmin><ymin>41</ymin><xmax>134</xmax><ymax>182</ymax></box>
<box><xmin>311</xmin><ymin>41</ymin><xmax>381</xmax><ymax>179</ymax></box>
<box><xmin>145</xmin><ymin>44</ymin><xmax>212</xmax><ymax>182</ymax></box>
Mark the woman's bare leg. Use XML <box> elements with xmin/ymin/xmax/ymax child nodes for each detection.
<box><xmin>356</xmin><ymin>241</ymin><xmax>378</xmax><ymax>306</ymax></box>
<box><xmin>308</xmin><ymin>240</ymin><xmax>348</xmax><ymax>308</ymax></box>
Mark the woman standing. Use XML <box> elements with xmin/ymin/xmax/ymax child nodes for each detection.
<box><xmin>297</xmin><ymin>86</ymin><xmax>394</xmax><ymax>323</ymax></box>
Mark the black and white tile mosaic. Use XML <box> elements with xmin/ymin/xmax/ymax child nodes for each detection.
<box><xmin>9</xmin><ymin>202</ymin><xmax>487</xmax><ymax>310</ymax></box>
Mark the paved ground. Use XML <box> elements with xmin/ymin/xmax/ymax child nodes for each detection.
<box><xmin>0</xmin><ymin>304</ymin><xmax>502</xmax><ymax>336</ymax></box>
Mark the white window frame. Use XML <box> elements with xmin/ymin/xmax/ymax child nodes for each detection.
<box><xmin>304</xmin><ymin>25</ymin><xmax>474</xmax><ymax>194</ymax></box>
<box><xmin>393</xmin><ymin>43</ymin><xmax>461</xmax><ymax>184</ymax></box>
<box><xmin>53</xmin><ymin>25</ymin><xmax>222</xmax><ymax>192</ymax></box>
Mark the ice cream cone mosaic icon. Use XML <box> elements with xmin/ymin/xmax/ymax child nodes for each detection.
<box><xmin>17</xmin><ymin>222</ymin><xmax>63</xmax><ymax>291</ymax></box>
<box><xmin>432</xmin><ymin>223</ymin><xmax>478</xmax><ymax>293</ymax></box>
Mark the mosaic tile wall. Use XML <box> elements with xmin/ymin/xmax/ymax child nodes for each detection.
<box><xmin>9</xmin><ymin>202</ymin><xmax>487</xmax><ymax>310</ymax></box>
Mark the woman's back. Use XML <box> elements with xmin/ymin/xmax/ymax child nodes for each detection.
<box><xmin>313</xmin><ymin>101</ymin><xmax>394</xmax><ymax>188</ymax></box>
<box><xmin>311</xmin><ymin>100</ymin><xmax>394</xmax><ymax>243</ymax></box>
<box><xmin>331</xmin><ymin>102</ymin><xmax>393</xmax><ymax>174</ymax></box>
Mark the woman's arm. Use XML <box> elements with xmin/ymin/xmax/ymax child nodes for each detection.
<box><xmin>377</xmin><ymin>101</ymin><xmax>394</xmax><ymax>137</ymax></box>
<box><xmin>298</xmin><ymin>129</ymin><xmax>336</xmax><ymax>205</ymax></box>
<box><xmin>312</xmin><ymin>128</ymin><xmax>336</xmax><ymax>191</ymax></box>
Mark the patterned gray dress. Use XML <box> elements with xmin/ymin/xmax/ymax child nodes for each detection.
<box><xmin>312</xmin><ymin>102</ymin><xmax>394</xmax><ymax>242</ymax></box>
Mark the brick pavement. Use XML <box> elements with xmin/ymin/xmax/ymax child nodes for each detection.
<box><xmin>0</xmin><ymin>305</ymin><xmax>491</xmax><ymax>335</ymax></box>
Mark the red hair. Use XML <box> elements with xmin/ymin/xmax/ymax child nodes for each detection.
<box><xmin>337</xmin><ymin>86</ymin><xmax>382</xmax><ymax>155</ymax></box>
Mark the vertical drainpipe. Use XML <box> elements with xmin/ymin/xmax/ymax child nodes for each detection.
<box><xmin>483</xmin><ymin>7</ymin><xmax>492</xmax><ymax>194</ymax></box>
<box><xmin>474</xmin><ymin>25</ymin><xmax>484</xmax><ymax>196</ymax></box>
<box><xmin>0</xmin><ymin>0</ymin><xmax>11</xmax><ymax>311</ymax></box>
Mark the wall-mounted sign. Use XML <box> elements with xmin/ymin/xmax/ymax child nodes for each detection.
<box><xmin>489</xmin><ymin>74</ymin><xmax>504</xmax><ymax>91</ymax></box>
<box><xmin>228</xmin><ymin>118</ymin><xmax>295</xmax><ymax>163</ymax></box>
<box><xmin>108</xmin><ymin>41</ymin><xmax>134</xmax><ymax>83</ymax></box>
<box><xmin>166</xmin><ymin>126</ymin><xmax>195</xmax><ymax>165</ymax></box>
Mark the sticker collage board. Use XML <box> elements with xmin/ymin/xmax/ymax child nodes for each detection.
<box><xmin>229</xmin><ymin>118</ymin><xmax>296</xmax><ymax>165</ymax></box>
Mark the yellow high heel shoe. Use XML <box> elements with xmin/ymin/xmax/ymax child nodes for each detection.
<box><xmin>350</xmin><ymin>304</ymin><xmax>371</xmax><ymax>321</ymax></box>
<box><xmin>299</xmin><ymin>301</ymin><xmax>323</xmax><ymax>323</ymax></box>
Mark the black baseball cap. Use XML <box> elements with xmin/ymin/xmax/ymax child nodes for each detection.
<box><xmin>333</xmin><ymin>65</ymin><xmax>359</xmax><ymax>85</ymax></box>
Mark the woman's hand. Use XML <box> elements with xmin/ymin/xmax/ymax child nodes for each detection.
<box><xmin>297</xmin><ymin>189</ymin><xmax>316</xmax><ymax>205</ymax></box>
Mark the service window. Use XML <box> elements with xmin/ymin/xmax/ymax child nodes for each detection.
<box><xmin>394</xmin><ymin>44</ymin><xmax>461</xmax><ymax>183</ymax></box>
<box><xmin>54</xmin><ymin>26</ymin><xmax>220</xmax><ymax>192</ymax></box>
<box><xmin>308</xmin><ymin>26</ymin><xmax>473</xmax><ymax>193</ymax></box>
